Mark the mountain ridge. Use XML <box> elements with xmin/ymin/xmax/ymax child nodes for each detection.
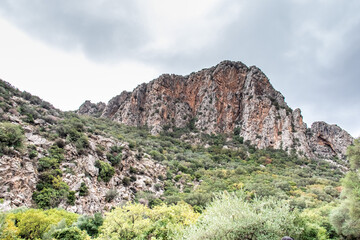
<box><xmin>78</xmin><ymin>60</ymin><xmax>354</xmax><ymax>160</ymax></box>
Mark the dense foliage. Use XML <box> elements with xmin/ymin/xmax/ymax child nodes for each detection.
<box><xmin>330</xmin><ymin>138</ymin><xmax>360</xmax><ymax>239</ymax></box>
<box><xmin>32</xmin><ymin>145</ymin><xmax>74</xmax><ymax>209</ymax></box>
<box><xmin>178</xmin><ymin>191</ymin><xmax>302</xmax><ymax>240</ymax></box>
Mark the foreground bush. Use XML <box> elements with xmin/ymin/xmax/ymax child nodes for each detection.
<box><xmin>177</xmin><ymin>191</ymin><xmax>302</xmax><ymax>240</ymax></box>
<box><xmin>1</xmin><ymin>208</ymin><xmax>78</xmax><ymax>240</ymax></box>
<box><xmin>330</xmin><ymin>138</ymin><xmax>360</xmax><ymax>238</ymax></box>
<box><xmin>97</xmin><ymin>201</ymin><xmax>199</xmax><ymax>240</ymax></box>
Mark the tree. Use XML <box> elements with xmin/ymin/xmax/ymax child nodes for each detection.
<box><xmin>1</xmin><ymin>208</ymin><xmax>78</xmax><ymax>240</ymax></box>
<box><xmin>97</xmin><ymin>202</ymin><xmax>199</xmax><ymax>240</ymax></box>
<box><xmin>178</xmin><ymin>191</ymin><xmax>302</xmax><ymax>240</ymax></box>
<box><xmin>52</xmin><ymin>227</ymin><xmax>90</xmax><ymax>240</ymax></box>
<box><xmin>330</xmin><ymin>138</ymin><xmax>360</xmax><ymax>238</ymax></box>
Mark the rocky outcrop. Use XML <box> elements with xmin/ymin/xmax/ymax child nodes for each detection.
<box><xmin>0</xmin><ymin>81</ymin><xmax>167</xmax><ymax>214</ymax></box>
<box><xmin>79</xmin><ymin>60</ymin><xmax>353</xmax><ymax>159</ymax></box>
<box><xmin>308</xmin><ymin>121</ymin><xmax>354</xmax><ymax>160</ymax></box>
<box><xmin>77</xmin><ymin>100</ymin><xmax>106</xmax><ymax>117</ymax></box>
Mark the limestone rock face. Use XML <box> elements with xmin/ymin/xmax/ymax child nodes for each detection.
<box><xmin>79</xmin><ymin>60</ymin><xmax>354</xmax><ymax>159</ymax></box>
<box><xmin>0</xmin><ymin>128</ymin><xmax>166</xmax><ymax>214</ymax></box>
<box><xmin>308</xmin><ymin>121</ymin><xmax>354</xmax><ymax>160</ymax></box>
<box><xmin>78</xmin><ymin>100</ymin><xmax>106</xmax><ymax>117</ymax></box>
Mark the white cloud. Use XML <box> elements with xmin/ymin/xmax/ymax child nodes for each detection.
<box><xmin>0</xmin><ymin>18</ymin><xmax>160</xmax><ymax>110</ymax></box>
<box><xmin>139</xmin><ymin>0</ymin><xmax>241</xmax><ymax>55</ymax></box>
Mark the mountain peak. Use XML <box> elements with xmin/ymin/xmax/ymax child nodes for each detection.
<box><xmin>78</xmin><ymin>60</ymin><xmax>353</xmax><ymax>160</ymax></box>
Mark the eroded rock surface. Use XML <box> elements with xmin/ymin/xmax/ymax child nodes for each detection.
<box><xmin>79</xmin><ymin>61</ymin><xmax>353</xmax><ymax>159</ymax></box>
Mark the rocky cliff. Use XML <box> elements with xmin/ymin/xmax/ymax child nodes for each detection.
<box><xmin>79</xmin><ymin>61</ymin><xmax>354</xmax><ymax>160</ymax></box>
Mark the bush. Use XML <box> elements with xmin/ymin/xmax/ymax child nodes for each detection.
<box><xmin>95</xmin><ymin>160</ymin><xmax>115</xmax><ymax>182</ymax></box>
<box><xmin>67</xmin><ymin>191</ymin><xmax>76</xmax><ymax>205</ymax></box>
<box><xmin>32</xmin><ymin>186</ymin><xmax>68</xmax><ymax>209</ymax></box>
<box><xmin>75</xmin><ymin>135</ymin><xmax>90</xmax><ymax>154</ymax></box>
<box><xmin>76</xmin><ymin>213</ymin><xmax>103</xmax><ymax>237</ymax></box>
<box><xmin>52</xmin><ymin>227</ymin><xmax>90</xmax><ymax>240</ymax></box>
<box><xmin>33</xmin><ymin>145</ymin><xmax>72</xmax><ymax>209</ymax></box>
<box><xmin>2</xmin><ymin>208</ymin><xmax>78</xmax><ymax>240</ymax></box>
<box><xmin>106</xmin><ymin>147</ymin><xmax>122</xmax><ymax>166</ymax></box>
<box><xmin>78</xmin><ymin>182</ymin><xmax>89</xmax><ymax>196</ymax></box>
<box><xmin>122</xmin><ymin>177</ymin><xmax>131</xmax><ymax>186</ymax></box>
<box><xmin>129</xmin><ymin>166</ymin><xmax>137</xmax><ymax>174</ymax></box>
<box><xmin>37</xmin><ymin>157</ymin><xmax>60</xmax><ymax>172</ymax></box>
<box><xmin>105</xmin><ymin>189</ymin><xmax>118</xmax><ymax>202</ymax></box>
<box><xmin>178</xmin><ymin>191</ymin><xmax>302</xmax><ymax>240</ymax></box>
<box><xmin>0</xmin><ymin>122</ymin><xmax>24</xmax><ymax>153</ymax></box>
<box><xmin>98</xmin><ymin>202</ymin><xmax>198</xmax><ymax>240</ymax></box>
<box><xmin>28</xmin><ymin>149</ymin><xmax>38</xmax><ymax>159</ymax></box>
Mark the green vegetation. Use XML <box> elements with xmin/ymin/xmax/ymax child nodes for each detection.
<box><xmin>32</xmin><ymin>145</ymin><xmax>73</xmax><ymax>209</ymax></box>
<box><xmin>330</xmin><ymin>138</ymin><xmax>360</xmax><ymax>239</ymax></box>
<box><xmin>78</xmin><ymin>182</ymin><xmax>89</xmax><ymax>197</ymax></box>
<box><xmin>1</xmin><ymin>208</ymin><xmax>78</xmax><ymax>240</ymax></box>
<box><xmin>76</xmin><ymin>213</ymin><xmax>103</xmax><ymax>237</ymax></box>
<box><xmin>0</xmin><ymin>122</ymin><xmax>24</xmax><ymax>155</ymax></box>
<box><xmin>98</xmin><ymin>201</ymin><xmax>199</xmax><ymax>240</ymax></box>
<box><xmin>95</xmin><ymin>160</ymin><xmax>115</xmax><ymax>182</ymax></box>
<box><xmin>0</xmin><ymin>80</ymin><xmax>357</xmax><ymax>239</ymax></box>
<box><xmin>106</xmin><ymin>145</ymin><xmax>122</xmax><ymax>166</ymax></box>
<box><xmin>178</xmin><ymin>191</ymin><xmax>301</xmax><ymax>240</ymax></box>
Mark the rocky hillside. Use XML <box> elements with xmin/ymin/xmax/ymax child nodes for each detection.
<box><xmin>0</xmin><ymin>60</ymin><xmax>354</xmax><ymax>215</ymax></box>
<box><xmin>79</xmin><ymin>60</ymin><xmax>354</xmax><ymax>160</ymax></box>
<box><xmin>0</xmin><ymin>80</ymin><xmax>166</xmax><ymax>214</ymax></box>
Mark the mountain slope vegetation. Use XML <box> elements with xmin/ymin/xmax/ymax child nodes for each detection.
<box><xmin>0</xmin><ymin>66</ymin><xmax>357</xmax><ymax>239</ymax></box>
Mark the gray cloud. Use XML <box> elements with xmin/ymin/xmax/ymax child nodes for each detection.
<box><xmin>0</xmin><ymin>0</ymin><xmax>359</xmax><ymax>136</ymax></box>
<box><xmin>0</xmin><ymin>0</ymin><xmax>148</xmax><ymax>61</ymax></box>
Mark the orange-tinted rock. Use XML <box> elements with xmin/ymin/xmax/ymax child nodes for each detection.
<box><xmin>79</xmin><ymin>61</ymin><xmax>353</xmax><ymax>160</ymax></box>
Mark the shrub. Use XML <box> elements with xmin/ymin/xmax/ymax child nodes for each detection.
<box><xmin>122</xmin><ymin>177</ymin><xmax>131</xmax><ymax>186</ymax></box>
<box><xmin>106</xmin><ymin>151</ymin><xmax>122</xmax><ymax>166</ymax></box>
<box><xmin>32</xmin><ymin>186</ymin><xmax>68</xmax><ymax>209</ymax></box>
<box><xmin>129</xmin><ymin>166</ymin><xmax>138</xmax><ymax>174</ymax></box>
<box><xmin>98</xmin><ymin>202</ymin><xmax>198</xmax><ymax>240</ymax></box>
<box><xmin>52</xmin><ymin>227</ymin><xmax>90</xmax><ymax>240</ymax></box>
<box><xmin>76</xmin><ymin>213</ymin><xmax>103</xmax><ymax>237</ymax></box>
<box><xmin>37</xmin><ymin>157</ymin><xmax>60</xmax><ymax>172</ymax></box>
<box><xmin>75</xmin><ymin>135</ymin><xmax>90</xmax><ymax>154</ymax></box>
<box><xmin>78</xmin><ymin>182</ymin><xmax>89</xmax><ymax>196</ymax></box>
<box><xmin>178</xmin><ymin>191</ymin><xmax>302</xmax><ymax>240</ymax></box>
<box><xmin>95</xmin><ymin>160</ymin><xmax>115</xmax><ymax>182</ymax></box>
<box><xmin>28</xmin><ymin>149</ymin><xmax>38</xmax><ymax>159</ymax></box>
<box><xmin>0</xmin><ymin>122</ymin><xmax>24</xmax><ymax>152</ymax></box>
<box><xmin>67</xmin><ymin>191</ymin><xmax>76</xmax><ymax>205</ymax></box>
<box><xmin>105</xmin><ymin>189</ymin><xmax>118</xmax><ymax>202</ymax></box>
<box><xmin>2</xmin><ymin>208</ymin><xmax>78</xmax><ymax>240</ymax></box>
<box><xmin>149</xmin><ymin>150</ymin><xmax>165</xmax><ymax>161</ymax></box>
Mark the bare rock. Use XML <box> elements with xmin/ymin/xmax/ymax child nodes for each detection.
<box><xmin>78</xmin><ymin>100</ymin><xmax>106</xmax><ymax>117</ymax></box>
<box><xmin>308</xmin><ymin>121</ymin><xmax>354</xmax><ymax>159</ymax></box>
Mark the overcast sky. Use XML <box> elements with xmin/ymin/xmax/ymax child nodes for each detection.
<box><xmin>0</xmin><ymin>0</ymin><xmax>359</xmax><ymax>137</ymax></box>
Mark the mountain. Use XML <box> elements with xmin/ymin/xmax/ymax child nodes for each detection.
<box><xmin>0</xmin><ymin>60</ymin><xmax>354</xmax><ymax>215</ymax></box>
<box><xmin>79</xmin><ymin>60</ymin><xmax>354</xmax><ymax>160</ymax></box>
